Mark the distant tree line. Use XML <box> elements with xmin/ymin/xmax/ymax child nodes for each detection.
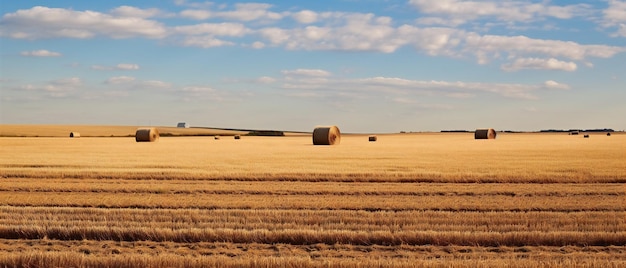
<box><xmin>540</xmin><ymin>128</ymin><xmax>614</xmax><ymax>133</ymax></box>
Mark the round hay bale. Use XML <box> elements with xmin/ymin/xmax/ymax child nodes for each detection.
<box><xmin>313</xmin><ymin>126</ymin><xmax>341</xmax><ymax>145</ymax></box>
<box><xmin>214</xmin><ymin>135</ymin><xmax>220</xmax><ymax>140</ymax></box>
<box><xmin>368</xmin><ymin>135</ymin><xmax>377</xmax><ymax>142</ymax></box>
<box><xmin>135</xmin><ymin>128</ymin><xmax>159</xmax><ymax>142</ymax></box>
<box><xmin>607</xmin><ymin>132</ymin><xmax>611</xmax><ymax>136</ymax></box>
<box><xmin>69</xmin><ymin>132</ymin><xmax>80</xmax><ymax>138</ymax></box>
<box><xmin>234</xmin><ymin>135</ymin><xmax>241</xmax><ymax>140</ymax></box>
<box><xmin>584</xmin><ymin>134</ymin><xmax>589</xmax><ymax>138</ymax></box>
<box><xmin>474</xmin><ymin>128</ymin><xmax>497</xmax><ymax>139</ymax></box>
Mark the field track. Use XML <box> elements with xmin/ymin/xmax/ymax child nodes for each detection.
<box><xmin>0</xmin><ymin>127</ymin><xmax>624</xmax><ymax>267</ymax></box>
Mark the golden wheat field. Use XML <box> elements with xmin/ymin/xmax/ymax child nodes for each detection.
<box><xmin>0</xmin><ymin>125</ymin><xmax>625</xmax><ymax>267</ymax></box>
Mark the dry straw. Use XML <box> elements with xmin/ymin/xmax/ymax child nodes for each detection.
<box><xmin>312</xmin><ymin>126</ymin><xmax>341</xmax><ymax>145</ymax></box>
<box><xmin>69</xmin><ymin>132</ymin><xmax>80</xmax><ymax>138</ymax></box>
<box><xmin>474</xmin><ymin>128</ymin><xmax>497</xmax><ymax>139</ymax></box>
<box><xmin>369</xmin><ymin>135</ymin><xmax>377</xmax><ymax>142</ymax></box>
<box><xmin>135</xmin><ymin>128</ymin><xmax>159</xmax><ymax>142</ymax></box>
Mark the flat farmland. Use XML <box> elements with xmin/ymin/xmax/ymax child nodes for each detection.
<box><xmin>0</xmin><ymin>127</ymin><xmax>625</xmax><ymax>267</ymax></box>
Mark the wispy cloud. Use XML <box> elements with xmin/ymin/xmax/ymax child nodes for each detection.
<box><xmin>179</xmin><ymin>3</ymin><xmax>283</xmax><ymax>22</ymax></box>
<box><xmin>20</xmin><ymin>49</ymin><xmax>61</xmax><ymax>57</ymax></box>
<box><xmin>603</xmin><ymin>0</ymin><xmax>626</xmax><ymax>37</ymax></box>
<box><xmin>110</xmin><ymin>6</ymin><xmax>162</xmax><ymax>18</ymax></box>
<box><xmin>16</xmin><ymin>77</ymin><xmax>82</xmax><ymax>97</ymax></box>
<box><xmin>116</xmin><ymin>63</ymin><xmax>139</xmax><ymax>70</ymax></box>
<box><xmin>263</xmin><ymin>69</ymin><xmax>570</xmax><ymax>100</ymax></box>
<box><xmin>105</xmin><ymin>76</ymin><xmax>135</xmax><ymax>84</ymax></box>
<box><xmin>410</xmin><ymin>0</ymin><xmax>591</xmax><ymax>25</ymax></box>
<box><xmin>501</xmin><ymin>58</ymin><xmax>577</xmax><ymax>72</ymax></box>
<box><xmin>281</xmin><ymin>69</ymin><xmax>331</xmax><ymax>77</ymax></box>
<box><xmin>0</xmin><ymin>6</ymin><xmax>166</xmax><ymax>39</ymax></box>
<box><xmin>92</xmin><ymin>63</ymin><xmax>140</xmax><ymax>71</ymax></box>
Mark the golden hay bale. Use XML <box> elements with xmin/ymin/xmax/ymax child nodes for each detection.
<box><xmin>234</xmin><ymin>135</ymin><xmax>241</xmax><ymax>140</ymax></box>
<box><xmin>214</xmin><ymin>135</ymin><xmax>220</xmax><ymax>140</ymax></box>
<box><xmin>135</xmin><ymin>128</ymin><xmax>159</xmax><ymax>142</ymax></box>
<box><xmin>584</xmin><ymin>134</ymin><xmax>590</xmax><ymax>138</ymax></box>
<box><xmin>69</xmin><ymin>132</ymin><xmax>80</xmax><ymax>138</ymax></box>
<box><xmin>474</xmin><ymin>128</ymin><xmax>497</xmax><ymax>139</ymax></box>
<box><xmin>607</xmin><ymin>133</ymin><xmax>611</xmax><ymax>136</ymax></box>
<box><xmin>369</xmin><ymin>135</ymin><xmax>377</xmax><ymax>142</ymax></box>
<box><xmin>313</xmin><ymin>126</ymin><xmax>341</xmax><ymax>145</ymax></box>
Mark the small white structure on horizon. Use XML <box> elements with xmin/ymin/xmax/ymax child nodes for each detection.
<box><xmin>177</xmin><ymin>122</ymin><xmax>189</xmax><ymax>128</ymax></box>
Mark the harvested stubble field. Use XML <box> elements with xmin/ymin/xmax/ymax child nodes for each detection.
<box><xmin>0</xmin><ymin>125</ymin><xmax>625</xmax><ymax>267</ymax></box>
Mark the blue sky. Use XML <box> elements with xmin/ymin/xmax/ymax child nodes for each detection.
<box><xmin>1</xmin><ymin>0</ymin><xmax>625</xmax><ymax>132</ymax></box>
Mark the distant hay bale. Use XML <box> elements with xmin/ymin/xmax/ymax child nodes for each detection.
<box><xmin>607</xmin><ymin>133</ymin><xmax>611</xmax><ymax>136</ymax></box>
<box><xmin>312</xmin><ymin>126</ymin><xmax>341</xmax><ymax>145</ymax></box>
<box><xmin>214</xmin><ymin>135</ymin><xmax>220</xmax><ymax>140</ymax></box>
<box><xmin>584</xmin><ymin>134</ymin><xmax>590</xmax><ymax>138</ymax></box>
<box><xmin>369</xmin><ymin>135</ymin><xmax>377</xmax><ymax>142</ymax></box>
<box><xmin>234</xmin><ymin>135</ymin><xmax>241</xmax><ymax>140</ymax></box>
<box><xmin>135</xmin><ymin>128</ymin><xmax>159</xmax><ymax>142</ymax></box>
<box><xmin>474</xmin><ymin>128</ymin><xmax>497</xmax><ymax>139</ymax></box>
<box><xmin>69</xmin><ymin>132</ymin><xmax>80</xmax><ymax>138</ymax></box>
<box><xmin>570</xmin><ymin>131</ymin><xmax>579</xmax><ymax>135</ymax></box>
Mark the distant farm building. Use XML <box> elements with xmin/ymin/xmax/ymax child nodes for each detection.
<box><xmin>177</xmin><ymin>122</ymin><xmax>189</xmax><ymax>128</ymax></box>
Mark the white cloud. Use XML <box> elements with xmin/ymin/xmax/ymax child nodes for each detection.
<box><xmin>0</xmin><ymin>6</ymin><xmax>167</xmax><ymax>39</ymax></box>
<box><xmin>292</xmin><ymin>10</ymin><xmax>318</xmax><ymax>24</ymax></box>
<box><xmin>139</xmin><ymin>80</ymin><xmax>171</xmax><ymax>89</ymax></box>
<box><xmin>256</xmin><ymin>76</ymin><xmax>276</xmax><ymax>83</ymax></box>
<box><xmin>92</xmin><ymin>63</ymin><xmax>140</xmax><ymax>71</ymax></box>
<box><xmin>20</xmin><ymin>49</ymin><xmax>61</xmax><ymax>57</ymax></box>
<box><xmin>259</xmin><ymin>13</ymin><xmax>405</xmax><ymax>53</ymax></box>
<box><xmin>464</xmin><ymin>34</ymin><xmax>625</xmax><ymax>63</ymax></box>
<box><xmin>501</xmin><ymin>58</ymin><xmax>577</xmax><ymax>72</ymax></box>
<box><xmin>180</xmin><ymin>86</ymin><xmax>214</xmax><ymax>92</ymax></box>
<box><xmin>604</xmin><ymin>0</ymin><xmax>626</xmax><ymax>24</ymax></box>
<box><xmin>16</xmin><ymin>77</ymin><xmax>82</xmax><ymax>97</ymax></box>
<box><xmin>217</xmin><ymin>3</ymin><xmax>283</xmax><ymax>21</ymax></box>
<box><xmin>105</xmin><ymin>76</ymin><xmax>135</xmax><ymax>84</ymax></box>
<box><xmin>251</xmin><ymin>41</ymin><xmax>265</xmax><ymax>49</ymax></box>
<box><xmin>173</xmin><ymin>23</ymin><xmax>249</xmax><ymax>36</ymax></box>
<box><xmin>110</xmin><ymin>6</ymin><xmax>161</xmax><ymax>18</ymax></box>
<box><xmin>544</xmin><ymin>80</ymin><xmax>570</xmax><ymax>90</ymax></box>
<box><xmin>604</xmin><ymin>1</ymin><xmax>626</xmax><ymax>37</ymax></box>
<box><xmin>261</xmin><ymin>70</ymin><xmax>570</xmax><ymax>100</ymax></box>
<box><xmin>180</xmin><ymin>10</ymin><xmax>212</xmax><ymax>20</ymax></box>
<box><xmin>618</xmin><ymin>23</ymin><xmax>626</xmax><ymax>37</ymax></box>
<box><xmin>409</xmin><ymin>0</ymin><xmax>591</xmax><ymax>25</ymax></box>
<box><xmin>180</xmin><ymin>36</ymin><xmax>235</xmax><ymax>48</ymax></box>
<box><xmin>91</xmin><ymin>65</ymin><xmax>112</xmax><ymax>71</ymax></box>
<box><xmin>180</xmin><ymin>3</ymin><xmax>282</xmax><ymax>21</ymax></box>
<box><xmin>50</xmin><ymin>77</ymin><xmax>82</xmax><ymax>88</ymax></box>
<box><xmin>174</xmin><ymin>0</ymin><xmax>214</xmax><ymax>9</ymax></box>
<box><xmin>281</xmin><ymin>69</ymin><xmax>332</xmax><ymax>77</ymax></box>
<box><xmin>116</xmin><ymin>63</ymin><xmax>139</xmax><ymax>70</ymax></box>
